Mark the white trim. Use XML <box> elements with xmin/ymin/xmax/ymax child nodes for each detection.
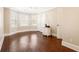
<box><xmin>0</xmin><ymin>36</ymin><xmax>4</xmax><ymax>51</ymax></box>
<box><xmin>0</xmin><ymin>8</ymin><xmax>4</xmax><ymax>51</ymax></box>
<box><xmin>62</xmin><ymin>41</ymin><xmax>79</xmax><ymax>51</ymax></box>
<box><xmin>4</xmin><ymin>29</ymin><xmax>39</xmax><ymax>36</ymax></box>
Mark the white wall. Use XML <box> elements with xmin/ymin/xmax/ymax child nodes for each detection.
<box><xmin>56</xmin><ymin>8</ymin><xmax>64</xmax><ymax>39</ymax></box>
<box><xmin>56</xmin><ymin>7</ymin><xmax>79</xmax><ymax>51</ymax></box>
<box><xmin>61</xmin><ymin>8</ymin><xmax>79</xmax><ymax>45</ymax></box>
<box><xmin>0</xmin><ymin>8</ymin><xmax>4</xmax><ymax>50</ymax></box>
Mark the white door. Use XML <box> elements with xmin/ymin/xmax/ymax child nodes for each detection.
<box><xmin>57</xmin><ymin>8</ymin><xmax>63</xmax><ymax>39</ymax></box>
<box><xmin>0</xmin><ymin>8</ymin><xmax>4</xmax><ymax>50</ymax></box>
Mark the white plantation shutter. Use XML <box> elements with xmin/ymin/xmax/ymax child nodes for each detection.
<box><xmin>30</xmin><ymin>15</ymin><xmax>37</xmax><ymax>26</ymax></box>
<box><xmin>19</xmin><ymin>13</ymin><xmax>29</xmax><ymax>26</ymax></box>
<box><xmin>10</xmin><ymin>11</ymin><xmax>38</xmax><ymax>29</ymax></box>
<box><xmin>10</xmin><ymin>11</ymin><xmax>17</xmax><ymax>28</ymax></box>
<box><xmin>10</xmin><ymin>10</ymin><xmax>46</xmax><ymax>32</ymax></box>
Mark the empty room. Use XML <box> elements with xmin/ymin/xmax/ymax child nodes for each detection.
<box><xmin>0</xmin><ymin>7</ymin><xmax>79</xmax><ymax>52</ymax></box>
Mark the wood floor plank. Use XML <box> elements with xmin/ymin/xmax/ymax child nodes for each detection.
<box><xmin>1</xmin><ymin>31</ymin><xmax>75</xmax><ymax>52</ymax></box>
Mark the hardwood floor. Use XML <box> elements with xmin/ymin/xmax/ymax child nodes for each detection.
<box><xmin>1</xmin><ymin>31</ymin><xmax>75</xmax><ymax>52</ymax></box>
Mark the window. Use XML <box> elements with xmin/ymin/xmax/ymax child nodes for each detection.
<box><xmin>30</xmin><ymin>15</ymin><xmax>37</xmax><ymax>26</ymax></box>
<box><xmin>19</xmin><ymin>14</ymin><xmax>29</xmax><ymax>26</ymax></box>
<box><xmin>10</xmin><ymin>11</ymin><xmax>38</xmax><ymax>27</ymax></box>
<box><xmin>10</xmin><ymin>11</ymin><xmax>17</xmax><ymax>28</ymax></box>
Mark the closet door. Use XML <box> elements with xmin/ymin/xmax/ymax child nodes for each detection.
<box><xmin>0</xmin><ymin>8</ymin><xmax>4</xmax><ymax>50</ymax></box>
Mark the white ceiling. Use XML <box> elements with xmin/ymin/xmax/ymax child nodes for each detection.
<box><xmin>10</xmin><ymin>7</ymin><xmax>55</xmax><ymax>14</ymax></box>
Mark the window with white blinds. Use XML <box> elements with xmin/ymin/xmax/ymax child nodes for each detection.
<box><xmin>30</xmin><ymin>15</ymin><xmax>37</xmax><ymax>26</ymax></box>
<box><xmin>10</xmin><ymin>11</ymin><xmax>38</xmax><ymax>28</ymax></box>
<box><xmin>10</xmin><ymin>11</ymin><xmax>17</xmax><ymax>28</ymax></box>
<box><xmin>19</xmin><ymin>14</ymin><xmax>29</xmax><ymax>26</ymax></box>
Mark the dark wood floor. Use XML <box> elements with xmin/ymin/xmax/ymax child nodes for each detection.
<box><xmin>1</xmin><ymin>31</ymin><xmax>75</xmax><ymax>52</ymax></box>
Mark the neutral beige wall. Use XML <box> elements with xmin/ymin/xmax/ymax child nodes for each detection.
<box><xmin>4</xmin><ymin>8</ymin><xmax>10</xmax><ymax>34</ymax></box>
<box><xmin>0</xmin><ymin>8</ymin><xmax>4</xmax><ymax>50</ymax></box>
<box><xmin>45</xmin><ymin>7</ymin><xmax>79</xmax><ymax>46</ymax></box>
<box><xmin>56</xmin><ymin>8</ymin><xmax>64</xmax><ymax>39</ymax></box>
<box><xmin>62</xmin><ymin>7</ymin><xmax>79</xmax><ymax>46</ymax></box>
<box><xmin>57</xmin><ymin>7</ymin><xmax>79</xmax><ymax>46</ymax></box>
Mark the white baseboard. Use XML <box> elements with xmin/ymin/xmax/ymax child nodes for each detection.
<box><xmin>4</xmin><ymin>29</ymin><xmax>39</xmax><ymax>36</ymax></box>
<box><xmin>0</xmin><ymin>36</ymin><xmax>4</xmax><ymax>51</ymax></box>
<box><xmin>62</xmin><ymin>41</ymin><xmax>79</xmax><ymax>51</ymax></box>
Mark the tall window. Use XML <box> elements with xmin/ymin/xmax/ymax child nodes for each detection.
<box><xmin>10</xmin><ymin>10</ymin><xmax>46</xmax><ymax>32</ymax></box>
<box><xmin>30</xmin><ymin>15</ymin><xmax>37</xmax><ymax>26</ymax></box>
<box><xmin>10</xmin><ymin>11</ymin><xmax>17</xmax><ymax>28</ymax></box>
<box><xmin>10</xmin><ymin>11</ymin><xmax>38</xmax><ymax>28</ymax></box>
<box><xmin>19</xmin><ymin>14</ymin><xmax>29</xmax><ymax>26</ymax></box>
